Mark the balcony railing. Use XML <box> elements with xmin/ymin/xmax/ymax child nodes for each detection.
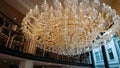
<box><xmin>0</xmin><ymin>12</ymin><xmax>92</xmax><ymax>67</ymax></box>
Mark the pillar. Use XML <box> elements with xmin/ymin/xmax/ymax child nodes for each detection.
<box><xmin>90</xmin><ymin>51</ymin><xmax>95</xmax><ymax>68</ymax></box>
<box><xmin>101</xmin><ymin>45</ymin><xmax>109</xmax><ymax>68</ymax></box>
<box><xmin>19</xmin><ymin>60</ymin><xmax>33</xmax><ymax>68</ymax></box>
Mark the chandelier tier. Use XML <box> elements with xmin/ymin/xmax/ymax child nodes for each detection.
<box><xmin>21</xmin><ymin>0</ymin><xmax>120</xmax><ymax>55</ymax></box>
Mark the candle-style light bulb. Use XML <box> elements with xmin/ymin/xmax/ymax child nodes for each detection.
<box><xmin>30</xmin><ymin>9</ymin><xmax>32</xmax><ymax>13</ymax></box>
<box><xmin>35</xmin><ymin>5</ymin><xmax>38</xmax><ymax>10</ymax></box>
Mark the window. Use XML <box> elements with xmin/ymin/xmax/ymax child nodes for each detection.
<box><xmin>95</xmin><ymin>52</ymin><xmax>100</xmax><ymax>61</ymax></box>
<box><xmin>95</xmin><ymin>51</ymin><xmax>103</xmax><ymax>62</ymax></box>
<box><xmin>108</xmin><ymin>48</ymin><xmax>114</xmax><ymax>60</ymax></box>
<box><xmin>100</xmin><ymin>51</ymin><xmax>103</xmax><ymax>61</ymax></box>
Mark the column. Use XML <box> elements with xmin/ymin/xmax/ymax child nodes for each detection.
<box><xmin>19</xmin><ymin>60</ymin><xmax>33</xmax><ymax>68</ymax></box>
<box><xmin>101</xmin><ymin>45</ymin><xmax>109</xmax><ymax>68</ymax></box>
<box><xmin>90</xmin><ymin>51</ymin><xmax>95</xmax><ymax>68</ymax></box>
<box><xmin>89</xmin><ymin>52</ymin><xmax>92</xmax><ymax>64</ymax></box>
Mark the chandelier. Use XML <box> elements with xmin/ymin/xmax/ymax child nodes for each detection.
<box><xmin>21</xmin><ymin>0</ymin><xmax>120</xmax><ymax>55</ymax></box>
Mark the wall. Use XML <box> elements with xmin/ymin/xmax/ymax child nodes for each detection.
<box><xmin>92</xmin><ymin>35</ymin><xmax>120</xmax><ymax>67</ymax></box>
<box><xmin>105</xmin><ymin>38</ymin><xmax>119</xmax><ymax>64</ymax></box>
<box><xmin>92</xmin><ymin>47</ymin><xmax>104</xmax><ymax>66</ymax></box>
<box><xmin>113</xmin><ymin>35</ymin><xmax>120</xmax><ymax>61</ymax></box>
<box><xmin>110</xmin><ymin>0</ymin><xmax>120</xmax><ymax>15</ymax></box>
<box><xmin>0</xmin><ymin>0</ymin><xmax>24</xmax><ymax>25</ymax></box>
<box><xmin>0</xmin><ymin>63</ymin><xmax>9</xmax><ymax>68</ymax></box>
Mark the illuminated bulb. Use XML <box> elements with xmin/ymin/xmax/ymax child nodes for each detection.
<box><xmin>103</xmin><ymin>3</ymin><xmax>105</xmax><ymax>6</ymax></box>
<box><xmin>30</xmin><ymin>9</ymin><xmax>32</xmax><ymax>13</ymax></box>
<box><xmin>35</xmin><ymin>5</ymin><xmax>38</xmax><ymax>10</ymax></box>
<box><xmin>109</xmin><ymin>6</ymin><xmax>111</xmax><ymax>9</ymax></box>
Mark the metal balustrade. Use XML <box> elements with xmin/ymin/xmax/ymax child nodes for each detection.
<box><xmin>0</xmin><ymin>12</ymin><xmax>92</xmax><ymax>67</ymax></box>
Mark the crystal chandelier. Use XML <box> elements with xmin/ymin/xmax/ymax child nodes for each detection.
<box><xmin>21</xmin><ymin>0</ymin><xmax>120</xmax><ymax>55</ymax></box>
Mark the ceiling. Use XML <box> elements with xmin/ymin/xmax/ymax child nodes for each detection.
<box><xmin>0</xmin><ymin>0</ymin><xmax>120</xmax><ymax>24</ymax></box>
